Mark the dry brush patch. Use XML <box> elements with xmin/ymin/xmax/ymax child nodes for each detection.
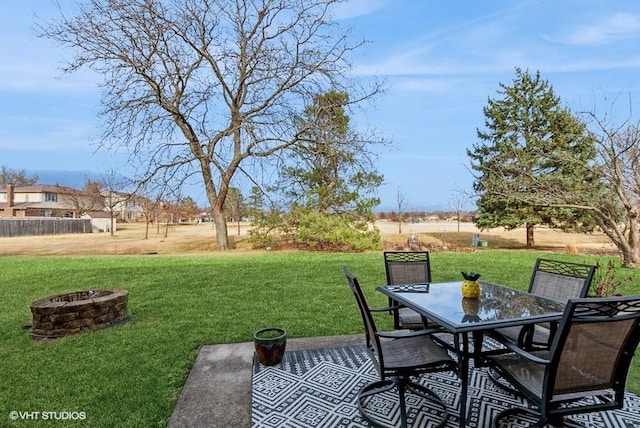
<box><xmin>378</xmin><ymin>221</ymin><xmax>615</xmax><ymax>255</ymax></box>
<box><xmin>0</xmin><ymin>221</ymin><xmax>617</xmax><ymax>256</ymax></box>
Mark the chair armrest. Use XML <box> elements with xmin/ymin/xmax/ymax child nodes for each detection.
<box><xmin>501</xmin><ymin>339</ymin><xmax>551</xmax><ymax>365</ymax></box>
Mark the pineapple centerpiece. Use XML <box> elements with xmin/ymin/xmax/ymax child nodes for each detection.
<box><xmin>461</xmin><ymin>271</ymin><xmax>481</xmax><ymax>299</ymax></box>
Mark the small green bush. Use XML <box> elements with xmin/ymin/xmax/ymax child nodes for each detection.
<box><xmin>248</xmin><ymin>208</ymin><xmax>381</xmax><ymax>251</ymax></box>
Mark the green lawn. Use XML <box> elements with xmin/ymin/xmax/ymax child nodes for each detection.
<box><xmin>1</xmin><ymin>251</ymin><xmax>639</xmax><ymax>427</ymax></box>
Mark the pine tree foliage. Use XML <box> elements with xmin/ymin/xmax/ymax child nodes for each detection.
<box><xmin>283</xmin><ymin>90</ymin><xmax>382</xmax><ymax>216</ymax></box>
<box><xmin>468</xmin><ymin>68</ymin><xmax>597</xmax><ymax>246</ymax></box>
<box><xmin>249</xmin><ymin>90</ymin><xmax>383</xmax><ymax>251</ymax></box>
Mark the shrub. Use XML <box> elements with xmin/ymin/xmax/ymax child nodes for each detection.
<box><xmin>248</xmin><ymin>208</ymin><xmax>381</xmax><ymax>251</ymax></box>
<box><xmin>591</xmin><ymin>259</ymin><xmax>631</xmax><ymax>297</ymax></box>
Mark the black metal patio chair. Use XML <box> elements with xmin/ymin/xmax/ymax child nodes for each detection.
<box><xmin>489</xmin><ymin>258</ymin><xmax>596</xmax><ymax>351</ymax></box>
<box><xmin>344</xmin><ymin>267</ymin><xmax>458</xmax><ymax>428</ymax></box>
<box><xmin>486</xmin><ymin>295</ymin><xmax>640</xmax><ymax>427</ymax></box>
<box><xmin>384</xmin><ymin>251</ymin><xmax>432</xmax><ymax>330</ymax></box>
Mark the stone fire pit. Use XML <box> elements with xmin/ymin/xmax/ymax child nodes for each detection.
<box><xmin>30</xmin><ymin>289</ymin><xmax>130</xmax><ymax>339</ymax></box>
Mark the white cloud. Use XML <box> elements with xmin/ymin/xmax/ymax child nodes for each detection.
<box><xmin>354</xmin><ymin>5</ymin><xmax>640</xmax><ymax>82</ymax></box>
<box><xmin>351</xmin><ymin>3</ymin><xmax>530</xmax><ymax>78</ymax></box>
<box><xmin>545</xmin><ymin>12</ymin><xmax>640</xmax><ymax>45</ymax></box>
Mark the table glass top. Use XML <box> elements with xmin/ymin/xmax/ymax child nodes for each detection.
<box><xmin>380</xmin><ymin>281</ymin><xmax>566</xmax><ymax>331</ymax></box>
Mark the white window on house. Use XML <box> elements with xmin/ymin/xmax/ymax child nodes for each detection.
<box><xmin>45</xmin><ymin>193</ymin><xmax>58</xmax><ymax>202</ymax></box>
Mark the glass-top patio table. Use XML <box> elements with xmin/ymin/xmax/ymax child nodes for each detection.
<box><xmin>377</xmin><ymin>280</ymin><xmax>566</xmax><ymax>426</ymax></box>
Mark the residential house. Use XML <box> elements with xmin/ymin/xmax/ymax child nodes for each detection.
<box><xmin>1</xmin><ymin>184</ymin><xmax>149</xmax><ymax>220</ymax></box>
<box><xmin>103</xmin><ymin>190</ymin><xmax>146</xmax><ymax>223</ymax></box>
<box><xmin>0</xmin><ymin>184</ymin><xmax>89</xmax><ymax>218</ymax></box>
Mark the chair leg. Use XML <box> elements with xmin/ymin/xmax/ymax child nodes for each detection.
<box><xmin>559</xmin><ymin>418</ymin><xmax>588</xmax><ymax>427</ymax></box>
<box><xmin>359</xmin><ymin>379</ymin><xmax>396</xmax><ymax>400</ymax></box>
<box><xmin>358</xmin><ymin>377</ymin><xmax>449</xmax><ymax>428</ymax></box>
<box><xmin>398</xmin><ymin>382</ymin><xmax>408</xmax><ymax>428</ymax></box>
<box><xmin>487</xmin><ymin>367</ymin><xmax>525</xmax><ymax>397</ymax></box>
<box><xmin>493</xmin><ymin>406</ymin><xmax>548</xmax><ymax>428</ymax></box>
<box><xmin>358</xmin><ymin>380</ymin><xmax>396</xmax><ymax>428</ymax></box>
<box><xmin>405</xmin><ymin>381</ymin><xmax>449</xmax><ymax>428</ymax></box>
<box><xmin>494</xmin><ymin>406</ymin><xmax>584</xmax><ymax>427</ymax></box>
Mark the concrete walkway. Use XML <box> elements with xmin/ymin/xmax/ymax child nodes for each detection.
<box><xmin>167</xmin><ymin>334</ymin><xmax>364</xmax><ymax>428</ymax></box>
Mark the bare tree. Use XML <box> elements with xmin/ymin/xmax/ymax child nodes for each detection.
<box><xmin>93</xmin><ymin>169</ymin><xmax>130</xmax><ymax>236</ymax></box>
<box><xmin>137</xmin><ymin>180</ymin><xmax>167</xmax><ymax>239</ymax></box>
<box><xmin>40</xmin><ymin>0</ymin><xmax>379</xmax><ymax>249</ymax></box>
<box><xmin>136</xmin><ymin>171</ymin><xmax>187</xmax><ymax>238</ymax></box>
<box><xmin>224</xmin><ymin>187</ymin><xmax>245</xmax><ymax>236</ymax></box>
<box><xmin>523</xmin><ymin>118</ymin><xmax>640</xmax><ymax>268</ymax></box>
<box><xmin>396</xmin><ymin>188</ymin><xmax>407</xmax><ymax>234</ymax></box>
<box><xmin>572</xmin><ymin>114</ymin><xmax>640</xmax><ymax>268</ymax></box>
<box><xmin>65</xmin><ymin>180</ymin><xmax>104</xmax><ymax>217</ymax></box>
<box><xmin>448</xmin><ymin>190</ymin><xmax>466</xmax><ymax>233</ymax></box>
<box><xmin>0</xmin><ymin>166</ymin><xmax>38</xmax><ymax>186</ymax></box>
<box><xmin>140</xmin><ymin>195</ymin><xmax>161</xmax><ymax>240</ymax></box>
<box><xmin>160</xmin><ymin>194</ymin><xmax>183</xmax><ymax>238</ymax></box>
<box><xmin>534</xmin><ymin>99</ymin><xmax>640</xmax><ymax>268</ymax></box>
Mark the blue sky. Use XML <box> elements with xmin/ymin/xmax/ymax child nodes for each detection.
<box><xmin>2</xmin><ymin>1</ymin><xmax>640</xmax><ymax>211</ymax></box>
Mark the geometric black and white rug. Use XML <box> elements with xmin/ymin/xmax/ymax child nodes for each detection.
<box><xmin>251</xmin><ymin>345</ymin><xmax>640</xmax><ymax>427</ymax></box>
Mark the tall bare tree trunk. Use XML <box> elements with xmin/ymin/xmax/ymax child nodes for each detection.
<box><xmin>526</xmin><ymin>223</ymin><xmax>535</xmax><ymax>246</ymax></box>
<box><xmin>596</xmin><ymin>211</ymin><xmax>640</xmax><ymax>268</ymax></box>
<box><xmin>621</xmin><ymin>246</ymin><xmax>640</xmax><ymax>269</ymax></box>
<box><xmin>397</xmin><ymin>189</ymin><xmax>406</xmax><ymax>234</ymax></box>
<box><xmin>211</xmin><ymin>204</ymin><xmax>229</xmax><ymax>249</ymax></box>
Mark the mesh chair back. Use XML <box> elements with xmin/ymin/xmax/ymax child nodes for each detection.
<box><xmin>344</xmin><ymin>268</ymin><xmax>384</xmax><ymax>373</ymax></box>
<box><xmin>547</xmin><ymin>296</ymin><xmax>640</xmax><ymax>403</ymax></box>
<box><xmin>384</xmin><ymin>251</ymin><xmax>431</xmax><ymax>285</ymax></box>
<box><xmin>529</xmin><ymin>259</ymin><xmax>595</xmax><ymax>303</ymax></box>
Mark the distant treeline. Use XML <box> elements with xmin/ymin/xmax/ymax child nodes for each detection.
<box><xmin>376</xmin><ymin>211</ymin><xmax>475</xmax><ymax>222</ymax></box>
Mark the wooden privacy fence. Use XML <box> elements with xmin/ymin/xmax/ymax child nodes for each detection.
<box><xmin>0</xmin><ymin>218</ymin><xmax>92</xmax><ymax>238</ymax></box>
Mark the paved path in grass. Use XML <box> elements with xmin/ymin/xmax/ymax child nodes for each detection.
<box><xmin>168</xmin><ymin>334</ymin><xmax>363</xmax><ymax>427</ymax></box>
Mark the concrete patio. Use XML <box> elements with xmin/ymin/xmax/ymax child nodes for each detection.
<box><xmin>168</xmin><ymin>333</ymin><xmax>640</xmax><ymax>427</ymax></box>
<box><xmin>168</xmin><ymin>334</ymin><xmax>364</xmax><ymax>428</ymax></box>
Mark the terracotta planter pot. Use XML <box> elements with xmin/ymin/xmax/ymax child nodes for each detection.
<box><xmin>254</xmin><ymin>328</ymin><xmax>287</xmax><ymax>366</ymax></box>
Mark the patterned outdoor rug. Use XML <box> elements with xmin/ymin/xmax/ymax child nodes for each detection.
<box><xmin>251</xmin><ymin>345</ymin><xmax>640</xmax><ymax>427</ymax></box>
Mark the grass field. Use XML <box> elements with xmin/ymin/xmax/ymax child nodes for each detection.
<box><xmin>0</xmin><ymin>224</ymin><xmax>637</xmax><ymax>426</ymax></box>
